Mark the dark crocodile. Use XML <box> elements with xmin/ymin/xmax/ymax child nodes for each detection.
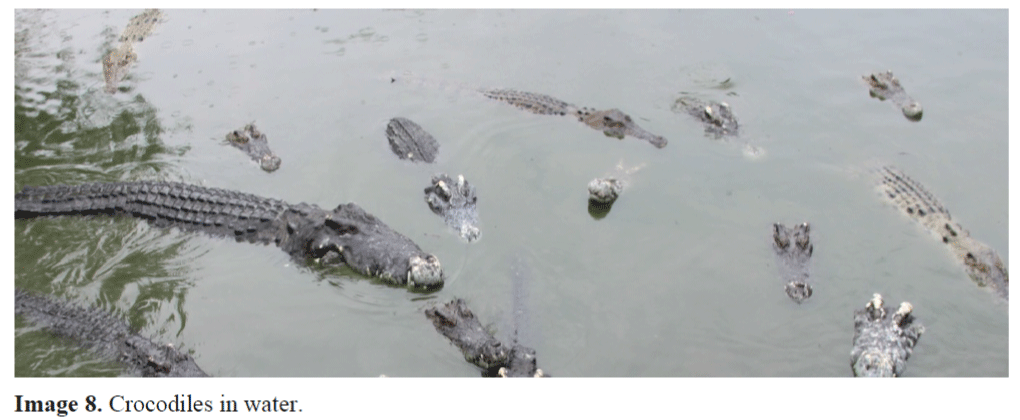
<box><xmin>225</xmin><ymin>123</ymin><xmax>282</xmax><ymax>172</ymax></box>
<box><xmin>103</xmin><ymin>9</ymin><xmax>161</xmax><ymax>94</ymax></box>
<box><xmin>424</xmin><ymin>299</ymin><xmax>545</xmax><ymax>377</ymax></box>
<box><xmin>672</xmin><ymin>96</ymin><xmax>740</xmax><ymax>138</ymax></box>
<box><xmin>851</xmin><ymin>293</ymin><xmax>924</xmax><ymax>377</ymax></box>
<box><xmin>424</xmin><ymin>173</ymin><xmax>480</xmax><ymax>242</ymax></box>
<box><xmin>15</xmin><ymin>288</ymin><xmax>208</xmax><ymax>377</ymax></box>
<box><xmin>386</xmin><ymin>117</ymin><xmax>439</xmax><ymax>163</ymax></box>
<box><xmin>863</xmin><ymin>71</ymin><xmax>923</xmax><ymax>121</ymax></box>
<box><xmin>772</xmin><ymin>222</ymin><xmax>814</xmax><ymax>302</ymax></box>
<box><xmin>874</xmin><ymin>166</ymin><xmax>1008</xmax><ymax>300</ymax></box>
<box><xmin>14</xmin><ymin>181</ymin><xmax>443</xmax><ymax>290</ymax></box>
<box><xmin>481</xmin><ymin>89</ymin><xmax>668</xmax><ymax>149</ymax></box>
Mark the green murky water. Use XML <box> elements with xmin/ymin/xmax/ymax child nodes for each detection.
<box><xmin>14</xmin><ymin>9</ymin><xmax>1007</xmax><ymax>377</ymax></box>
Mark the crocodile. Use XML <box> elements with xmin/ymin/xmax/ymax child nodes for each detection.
<box><xmin>424</xmin><ymin>173</ymin><xmax>481</xmax><ymax>242</ymax></box>
<box><xmin>225</xmin><ymin>123</ymin><xmax>282</xmax><ymax>172</ymax></box>
<box><xmin>15</xmin><ymin>288</ymin><xmax>208</xmax><ymax>377</ymax></box>
<box><xmin>102</xmin><ymin>9</ymin><xmax>162</xmax><ymax>94</ymax></box>
<box><xmin>863</xmin><ymin>71</ymin><xmax>923</xmax><ymax>121</ymax></box>
<box><xmin>672</xmin><ymin>96</ymin><xmax>740</xmax><ymax>138</ymax></box>
<box><xmin>587</xmin><ymin>161</ymin><xmax>647</xmax><ymax>207</ymax></box>
<box><xmin>14</xmin><ymin>181</ymin><xmax>443</xmax><ymax>290</ymax></box>
<box><xmin>385</xmin><ymin>117</ymin><xmax>440</xmax><ymax>163</ymax></box>
<box><xmin>425</xmin><ymin>298</ymin><xmax>545</xmax><ymax>377</ymax></box>
<box><xmin>851</xmin><ymin>293</ymin><xmax>925</xmax><ymax>377</ymax></box>
<box><xmin>874</xmin><ymin>166</ymin><xmax>1008</xmax><ymax>300</ymax></box>
<box><xmin>772</xmin><ymin>222</ymin><xmax>814</xmax><ymax>302</ymax></box>
<box><xmin>481</xmin><ymin>89</ymin><xmax>668</xmax><ymax>149</ymax></box>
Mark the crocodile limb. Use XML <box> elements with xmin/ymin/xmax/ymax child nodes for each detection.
<box><xmin>16</xmin><ymin>288</ymin><xmax>208</xmax><ymax>377</ymax></box>
<box><xmin>851</xmin><ymin>293</ymin><xmax>924</xmax><ymax>377</ymax></box>
<box><xmin>481</xmin><ymin>88</ymin><xmax>668</xmax><ymax>148</ymax></box>
<box><xmin>14</xmin><ymin>181</ymin><xmax>443</xmax><ymax>290</ymax></box>
<box><xmin>874</xmin><ymin>166</ymin><xmax>1007</xmax><ymax>300</ymax></box>
<box><xmin>772</xmin><ymin>222</ymin><xmax>814</xmax><ymax>302</ymax></box>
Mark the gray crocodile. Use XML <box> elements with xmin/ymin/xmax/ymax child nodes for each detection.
<box><xmin>103</xmin><ymin>9</ymin><xmax>161</xmax><ymax>94</ymax></box>
<box><xmin>874</xmin><ymin>166</ymin><xmax>1008</xmax><ymax>300</ymax></box>
<box><xmin>772</xmin><ymin>222</ymin><xmax>814</xmax><ymax>302</ymax></box>
<box><xmin>672</xmin><ymin>96</ymin><xmax>740</xmax><ymax>138</ymax></box>
<box><xmin>481</xmin><ymin>89</ymin><xmax>668</xmax><ymax>148</ymax></box>
<box><xmin>225</xmin><ymin>123</ymin><xmax>282</xmax><ymax>172</ymax></box>
<box><xmin>863</xmin><ymin>71</ymin><xmax>923</xmax><ymax>121</ymax></box>
<box><xmin>14</xmin><ymin>181</ymin><xmax>443</xmax><ymax>290</ymax></box>
<box><xmin>851</xmin><ymin>293</ymin><xmax>924</xmax><ymax>377</ymax></box>
<box><xmin>386</xmin><ymin>117</ymin><xmax>440</xmax><ymax>163</ymax></box>
<box><xmin>588</xmin><ymin>177</ymin><xmax>622</xmax><ymax>205</ymax></box>
<box><xmin>424</xmin><ymin>299</ymin><xmax>545</xmax><ymax>377</ymax></box>
<box><xmin>424</xmin><ymin>173</ymin><xmax>480</xmax><ymax>242</ymax></box>
<box><xmin>16</xmin><ymin>288</ymin><xmax>208</xmax><ymax>377</ymax></box>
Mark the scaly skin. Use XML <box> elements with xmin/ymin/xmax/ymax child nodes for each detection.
<box><xmin>851</xmin><ymin>294</ymin><xmax>924</xmax><ymax>377</ymax></box>
<box><xmin>672</xmin><ymin>96</ymin><xmax>740</xmax><ymax>138</ymax></box>
<box><xmin>16</xmin><ymin>288</ymin><xmax>208</xmax><ymax>377</ymax></box>
<box><xmin>225</xmin><ymin>123</ymin><xmax>282</xmax><ymax>172</ymax></box>
<box><xmin>863</xmin><ymin>71</ymin><xmax>923</xmax><ymax>121</ymax></box>
<box><xmin>481</xmin><ymin>88</ymin><xmax>668</xmax><ymax>148</ymax></box>
<box><xmin>102</xmin><ymin>9</ymin><xmax>161</xmax><ymax>94</ymax></box>
<box><xmin>424</xmin><ymin>173</ymin><xmax>480</xmax><ymax>242</ymax></box>
<box><xmin>386</xmin><ymin>117</ymin><xmax>440</xmax><ymax>163</ymax></box>
<box><xmin>425</xmin><ymin>298</ymin><xmax>546</xmax><ymax>377</ymax></box>
<box><xmin>874</xmin><ymin>166</ymin><xmax>1008</xmax><ymax>301</ymax></box>
<box><xmin>15</xmin><ymin>181</ymin><xmax>443</xmax><ymax>290</ymax></box>
<box><xmin>772</xmin><ymin>222</ymin><xmax>814</xmax><ymax>302</ymax></box>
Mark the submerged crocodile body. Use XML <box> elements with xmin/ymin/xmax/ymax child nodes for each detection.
<box><xmin>15</xmin><ymin>182</ymin><xmax>443</xmax><ymax>290</ymax></box>
<box><xmin>874</xmin><ymin>166</ymin><xmax>1008</xmax><ymax>300</ymax></box>
<box><xmin>225</xmin><ymin>123</ymin><xmax>281</xmax><ymax>172</ymax></box>
<box><xmin>425</xmin><ymin>299</ymin><xmax>545</xmax><ymax>377</ymax></box>
<box><xmin>863</xmin><ymin>71</ymin><xmax>923</xmax><ymax>121</ymax></box>
<box><xmin>424</xmin><ymin>173</ymin><xmax>481</xmax><ymax>242</ymax></box>
<box><xmin>851</xmin><ymin>293</ymin><xmax>925</xmax><ymax>377</ymax></box>
<box><xmin>772</xmin><ymin>223</ymin><xmax>814</xmax><ymax>302</ymax></box>
<box><xmin>16</xmin><ymin>288</ymin><xmax>208</xmax><ymax>377</ymax></box>
<box><xmin>481</xmin><ymin>89</ymin><xmax>668</xmax><ymax>149</ymax></box>
<box><xmin>672</xmin><ymin>96</ymin><xmax>740</xmax><ymax>138</ymax></box>
<box><xmin>102</xmin><ymin>9</ymin><xmax>161</xmax><ymax>94</ymax></box>
<box><xmin>386</xmin><ymin>117</ymin><xmax>440</xmax><ymax>163</ymax></box>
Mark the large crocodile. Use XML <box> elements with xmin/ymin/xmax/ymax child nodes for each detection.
<box><xmin>863</xmin><ymin>71</ymin><xmax>923</xmax><ymax>121</ymax></box>
<box><xmin>481</xmin><ymin>89</ymin><xmax>667</xmax><ymax>149</ymax></box>
<box><xmin>225</xmin><ymin>123</ymin><xmax>282</xmax><ymax>172</ymax></box>
<box><xmin>772</xmin><ymin>222</ymin><xmax>814</xmax><ymax>302</ymax></box>
<box><xmin>672</xmin><ymin>96</ymin><xmax>740</xmax><ymax>138</ymax></box>
<box><xmin>15</xmin><ymin>288</ymin><xmax>208</xmax><ymax>377</ymax></box>
<box><xmin>425</xmin><ymin>299</ymin><xmax>545</xmax><ymax>377</ymax></box>
<box><xmin>424</xmin><ymin>173</ymin><xmax>481</xmax><ymax>242</ymax></box>
<box><xmin>874</xmin><ymin>166</ymin><xmax>1008</xmax><ymax>300</ymax></box>
<box><xmin>103</xmin><ymin>9</ymin><xmax>161</xmax><ymax>94</ymax></box>
<box><xmin>851</xmin><ymin>293</ymin><xmax>925</xmax><ymax>377</ymax></box>
<box><xmin>14</xmin><ymin>181</ymin><xmax>443</xmax><ymax>290</ymax></box>
<box><xmin>385</xmin><ymin>117</ymin><xmax>440</xmax><ymax>163</ymax></box>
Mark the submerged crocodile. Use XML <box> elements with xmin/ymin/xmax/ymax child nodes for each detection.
<box><xmin>15</xmin><ymin>181</ymin><xmax>443</xmax><ymax>290</ymax></box>
<box><xmin>587</xmin><ymin>160</ymin><xmax>647</xmax><ymax>207</ymax></box>
<box><xmin>386</xmin><ymin>117</ymin><xmax>440</xmax><ymax>163</ymax></box>
<box><xmin>16</xmin><ymin>288</ymin><xmax>208</xmax><ymax>377</ymax></box>
<box><xmin>424</xmin><ymin>173</ymin><xmax>481</xmax><ymax>242</ymax></box>
<box><xmin>851</xmin><ymin>293</ymin><xmax>925</xmax><ymax>377</ymax></box>
<box><xmin>102</xmin><ymin>9</ymin><xmax>161</xmax><ymax>94</ymax></box>
<box><xmin>672</xmin><ymin>96</ymin><xmax>740</xmax><ymax>138</ymax></box>
<box><xmin>480</xmin><ymin>89</ymin><xmax>668</xmax><ymax>149</ymax></box>
<box><xmin>772</xmin><ymin>222</ymin><xmax>814</xmax><ymax>302</ymax></box>
<box><xmin>863</xmin><ymin>71</ymin><xmax>923</xmax><ymax>121</ymax></box>
<box><xmin>425</xmin><ymin>299</ymin><xmax>545</xmax><ymax>377</ymax></box>
<box><xmin>874</xmin><ymin>166</ymin><xmax>1008</xmax><ymax>300</ymax></box>
<box><xmin>225</xmin><ymin>123</ymin><xmax>282</xmax><ymax>172</ymax></box>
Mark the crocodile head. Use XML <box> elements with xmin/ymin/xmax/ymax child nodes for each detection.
<box><xmin>952</xmin><ymin>236</ymin><xmax>1009</xmax><ymax>300</ymax></box>
<box><xmin>578</xmin><ymin>109</ymin><xmax>668</xmax><ymax>148</ymax></box>
<box><xmin>225</xmin><ymin>124</ymin><xmax>282</xmax><ymax>172</ymax></box>
<box><xmin>285</xmin><ymin>203</ymin><xmax>444</xmax><ymax>291</ymax></box>
<box><xmin>424</xmin><ymin>174</ymin><xmax>481</xmax><ymax>242</ymax></box>
<box><xmin>851</xmin><ymin>295</ymin><xmax>925</xmax><ymax>377</ymax></box>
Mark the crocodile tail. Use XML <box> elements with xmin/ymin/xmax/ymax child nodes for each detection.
<box><xmin>15</xmin><ymin>181</ymin><xmax>289</xmax><ymax>245</ymax></box>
